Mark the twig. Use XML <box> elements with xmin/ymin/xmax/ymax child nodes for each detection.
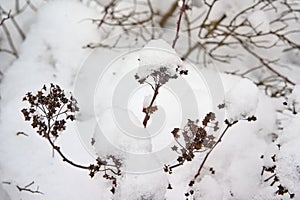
<box><xmin>1</xmin><ymin>22</ymin><xmax>19</xmax><ymax>57</ymax></box>
<box><xmin>198</xmin><ymin>0</ymin><xmax>218</xmax><ymax>37</ymax></box>
<box><xmin>0</xmin><ymin>10</ymin><xmax>11</xmax><ymax>25</ymax></box>
<box><xmin>21</xmin><ymin>84</ymin><xmax>121</xmax><ymax>192</ymax></box>
<box><xmin>264</xmin><ymin>173</ymin><xmax>276</xmax><ymax>182</ymax></box>
<box><xmin>142</xmin><ymin>83</ymin><xmax>160</xmax><ymax>127</ymax></box>
<box><xmin>16</xmin><ymin>181</ymin><xmax>44</xmax><ymax>195</ymax></box>
<box><xmin>16</xmin><ymin>131</ymin><xmax>29</xmax><ymax>136</ymax></box>
<box><xmin>45</xmin><ymin>124</ymin><xmax>91</xmax><ymax>170</ymax></box>
<box><xmin>233</xmin><ymin>36</ymin><xmax>295</xmax><ymax>86</ymax></box>
<box><xmin>172</xmin><ymin>0</ymin><xmax>186</xmax><ymax>48</ymax></box>
<box><xmin>0</xmin><ymin>47</ymin><xmax>16</xmax><ymax>56</ymax></box>
<box><xmin>159</xmin><ymin>1</ymin><xmax>178</xmax><ymax>27</ymax></box>
<box><xmin>11</xmin><ymin>16</ymin><xmax>26</xmax><ymax>40</ymax></box>
<box><xmin>191</xmin><ymin>120</ymin><xmax>238</xmax><ymax>183</ymax></box>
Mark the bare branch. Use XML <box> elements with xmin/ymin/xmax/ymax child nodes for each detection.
<box><xmin>0</xmin><ymin>10</ymin><xmax>11</xmax><ymax>25</ymax></box>
<box><xmin>159</xmin><ymin>1</ymin><xmax>178</xmax><ymax>27</ymax></box>
<box><xmin>172</xmin><ymin>0</ymin><xmax>186</xmax><ymax>48</ymax></box>
<box><xmin>16</xmin><ymin>181</ymin><xmax>44</xmax><ymax>195</ymax></box>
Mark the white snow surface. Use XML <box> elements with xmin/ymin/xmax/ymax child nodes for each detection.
<box><xmin>225</xmin><ymin>78</ymin><xmax>259</xmax><ymax>121</ymax></box>
<box><xmin>0</xmin><ymin>1</ymin><xmax>299</xmax><ymax>200</ymax></box>
<box><xmin>137</xmin><ymin>39</ymin><xmax>183</xmax><ymax>79</ymax></box>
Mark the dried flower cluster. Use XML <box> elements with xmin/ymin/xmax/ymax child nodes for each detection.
<box><xmin>21</xmin><ymin>84</ymin><xmax>121</xmax><ymax>193</ymax></box>
<box><xmin>165</xmin><ymin>112</ymin><xmax>257</xmax><ymax>199</ymax></box>
<box><xmin>135</xmin><ymin>66</ymin><xmax>187</xmax><ymax>127</ymax></box>
<box><xmin>21</xmin><ymin>84</ymin><xmax>79</xmax><ymax>138</ymax></box>
<box><xmin>165</xmin><ymin>112</ymin><xmax>219</xmax><ymax>172</ymax></box>
<box><xmin>135</xmin><ymin>66</ymin><xmax>179</xmax><ymax>86</ymax></box>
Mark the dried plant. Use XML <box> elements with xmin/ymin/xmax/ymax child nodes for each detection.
<box><xmin>178</xmin><ymin>0</ymin><xmax>299</xmax><ymax>97</ymax></box>
<box><xmin>21</xmin><ymin>84</ymin><xmax>122</xmax><ymax>193</ymax></box>
<box><xmin>16</xmin><ymin>181</ymin><xmax>44</xmax><ymax>195</ymax></box>
<box><xmin>85</xmin><ymin>0</ymin><xmax>300</xmax><ymax>98</ymax></box>
<box><xmin>260</xmin><ymin>153</ymin><xmax>295</xmax><ymax>199</ymax></box>
<box><xmin>135</xmin><ymin>66</ymin><xmax>187</xmax><ymax>127</ymax></box>
<box><xmin>164</xmin><ymin>112</ymin><xmax>257</xmax><ymax>198</ymax></box>
<box><xmin>2</xmin><ymin>180</ymin><xmax>43</xmax><ymax>195</ymax></box>
<box><xmin>164</xmin><ymin>112</ymin><xmax>219</xmax><ymax>172</ymax></box>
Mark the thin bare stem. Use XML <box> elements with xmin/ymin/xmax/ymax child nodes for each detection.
<box><xmin>16</xmin><ymin>181</ymin><xmax>44</xmax><ymax>195</ymax></box>
<box><xmin>172</xmin><ymin>0</ymin><xmax>186</xmax><ymax>48</ymax></box>
<box><xmin>143</xmin><ymin>84</ymin><xmax>160</xmax><ymax>127</ymax></box>
<box><xmin>0</xmin><ymin>10</ymin><xmax>11</xmax><ymax>25</ymax></box>
<box><xmin>159</xmin><ymin>1</ymin><xmax>178</xmax><ymax>27</ymax></box>
<box><xmin>192</xmin><ymin>120</ymin><xmax>238</xmax><ymax>183</ymax></box>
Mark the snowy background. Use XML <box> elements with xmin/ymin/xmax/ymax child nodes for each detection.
<box><xmin>0</xmin><ymin>0</ymin><xmax>300</xmax><ymax>200</ymax></box>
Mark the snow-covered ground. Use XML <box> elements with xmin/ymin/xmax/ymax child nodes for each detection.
<box><xmin>0</xmin><ymin>0</ymin><xmax>300</xmax><ymax>200</ymax></box>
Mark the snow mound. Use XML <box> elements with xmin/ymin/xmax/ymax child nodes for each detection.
<box><xmin>114</xmin><ymin>172</ymin><xmax>168</xmax><ymax>200</ymax></box>
<box><xmin>93</xmin><ymin>107</ymin><xmax>152</xmax><ymax>156</ymax></box>
<box><xmin>193</xmin><ymin>175</ymin><xmax>223</xmax><ymax>200</ymax></box>
<box><xmin>137</xmin><ymin>39</ymin><xmax>183</xmax><ymax>79</ymax></box>
<box><xmin>225</xmin><ymin>78</ymin><xmax>259</xmax><ymax>121</ymax></box>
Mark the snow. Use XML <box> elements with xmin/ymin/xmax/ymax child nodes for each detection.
<box><xmin>225</xmin><ymin>78</ymin><xmax>259</xmax><ymax>121</ymax></box>
<box><xmin>193</xmin><ymin>175</ymin><xmax>223</xmax><ymax>200</ymax></box>
<box><xmin>276</xmin><ymin>115</ymin><xmax>300</xmax><ymax>198</ymax></box>
<box><xmin>137</xmin><ymin>39</ymin><xmax>183</xmax><ymax>80</ymax></box>
<box><xmin>93</xmin><ymin>107</ymin><xmax>152</xmax><ymax>155</ymax></box>
<box><xmin>0</xmin><ymin>184</ymin><xmax>10</xmax><ymax>200</ymax></box>
<box><xmin>254</xmin><ymin>92</ymin><xmax>277</xmax><ymax>139</ymax></box>
<box><xmin>0</xmin><ymin>0</ymin><xmax>299</xmax><ymax>200</ymax></box>
<box><xmin>0</xmin><ymin>1</ymin><xmax>108</xmax><ymax>200</ymax></box>
<box><xmin>114</xmin><ymin>172</ymin><xmax>168</xmax><ymax>200</ymax></box>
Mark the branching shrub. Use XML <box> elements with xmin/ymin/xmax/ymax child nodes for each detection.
<box><xmin>85</xmin><ymin>0</ymin><xmax>300</xmax><ymax>98</ymax></box>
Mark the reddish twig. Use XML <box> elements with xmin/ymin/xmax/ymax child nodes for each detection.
<box><xmin>172</xmin><ymin>0</ymin><xmax>186</xmax><ymax>48</ymax></box>
<box><xmin>142</xmin><ymin>83</ymin><xmax>160</xmax><ymax>127</ymax></box>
